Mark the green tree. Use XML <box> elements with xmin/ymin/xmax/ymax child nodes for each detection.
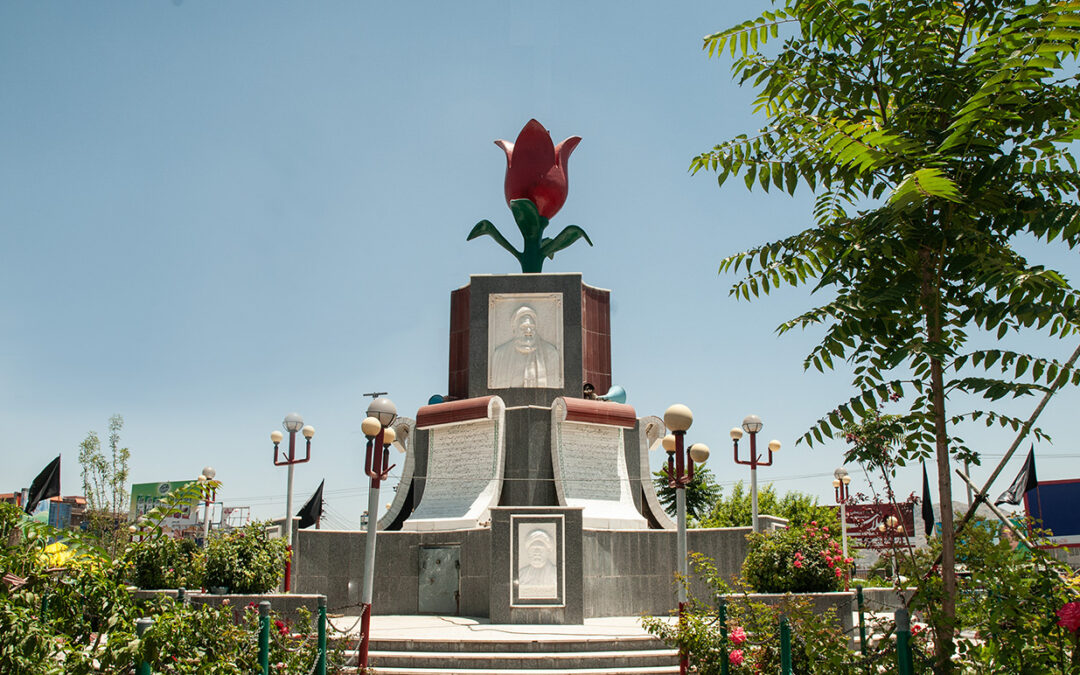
<box><xmin>78</xmin><ymin>414</ymin><xmax>131</xmax><ymax>556</ymax></box>
<box><xmin>698</xmin><ymin>2</ymin><xmax>1080</xmax><ymax>669</ymax></box>
<box><xmin>653</xmin><ymin>465</ymin><xmax>721</xmax><ymax>523</ymax></box>
<box><xmin>697</xmin><ymin>481</ymin><xmax>838</xmax><ymax>530</ymax></box>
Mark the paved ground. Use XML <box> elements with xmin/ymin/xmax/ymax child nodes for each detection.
<box><xmin>325</xmin><ymin>615</ymin><xmax>676</xmax><ymax>642</ymax></box>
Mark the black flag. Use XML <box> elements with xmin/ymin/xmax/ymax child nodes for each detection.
<box><xmin>25</xmin><ymin>456</ymin><xmax>61</xmax><ymax>514</ymax></box>
<box><xmin>921</xmin><ymin>462</ymin><xmax>935</xmax><ymax>537</ymax></box>
<box><xmin>995</xmin><ymin>445</ymin><xmax>1038</xmax><ymax>506</ymax></box>
<box><xmin>296</xmin><ymin>479</ymin><xmax>324</xmax><ymax>529</ymax></box>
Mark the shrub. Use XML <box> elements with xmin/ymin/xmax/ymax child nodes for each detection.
<box><xmin>643</xmin><ymin>555</ymin><xmax>861</xmax><ymax>674</ymax></box>
<box><xmin>742</xmin><ymin>522</ymin><xmax>849</xmax><ymax>593</ymax></box>
<box><xmin>124</xmin><ymin>535</ymin><xmax>203</xmax><ymax>590</ymax></box>
<box><xmin>203</xmin><ymin>522</ymin><xmax>287</xmax><ymax>594</ymax></box>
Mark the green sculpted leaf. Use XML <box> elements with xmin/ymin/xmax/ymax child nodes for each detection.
<box><xmin>467</xmin><ymin>220</ymin><xmax>524</xmax><ymax>267</ymax></box>
<box><xmin>509</xmin><ymin>198</ymin><xmax>547</xmax><ymax>240</ymax></box>
<box><xmin>540</xmin><ymin>225</ymin><xmax>593</xmax><ymax>261</ymax></box>
<box><xmin>469</xmin><ymin>199</ymin><xmax>590</xmax><ymax>272</ymax></box>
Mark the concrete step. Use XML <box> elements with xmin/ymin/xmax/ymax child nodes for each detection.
<box><xmin>367</xmin><ymin>635</ymin><xmax>669</xmax><ymax>653</ymax></box>
<box><xmin>349</xmin><ymin>667</ymin><xmax>679</xmax><ymax>675</ymax></box>
<box><xmin>368</xmin><ymin>647</ymin><xmax>678</xmax><ymax>669</ymax></box>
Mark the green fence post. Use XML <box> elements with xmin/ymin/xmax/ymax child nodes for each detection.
<box><xmin>177</xmin><ymin>587</ymin><xmax>186</xmax><ymax>605</ymax></box>
<box><xmin>857</xmin><ymin>585</ymin><xmax>868</xmax><ymax>661</ymax></box>
<box><xmin>258</xmin><ymin>601</ymin><xmax>271</xmax><ymax>675</ymax></box>
<box><xmin>136</xmin><ymin>617</ymin><xmax>154</xmax><ymax>675</ymax></box>
<box><xmin>317</xmin><ymin>595</ymin><xmax>327</xmax><ymax>675</ymax></box>
<box><xmin>896</xmin><ymin>608</ymin><xmax>913</xmax><ymax>675</ymax></box>
<box><xmin>40</xmin><ymin>593</ymin><xmax>49</xmax><ymax>620</ymax></box>
<box><xmin>780</xmin><ymin>615</ymin><xmax>792</xmax><ymax>675</ymax></box>
<box><xmin>717</xmin><ymin>596</ymin><xmax>729</xmax><ymax>675</ymax></box>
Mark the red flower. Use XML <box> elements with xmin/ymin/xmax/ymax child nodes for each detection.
<box><xmin>1058</xmin><ymin>601</ymin><xmax>1080</xmax><ymax>633</ymax></box>
<box><xmin>730</xmin><ymin>626</ymin><xmax>747</xmax><ymax>645</ymax></box>
<box><xmin>274</xmin><ymin>619</ymin><xmax>288</xmax><ymax>635</ymax></box>
<box><xmin>729</xmin><ymin>649</ymin><xmax>745</xmax><ymax>666</ymax></box>
<box><xmin>495</xmin><ymin>119</ymin><xmax>581</xmax><ymax>219</ymax></box>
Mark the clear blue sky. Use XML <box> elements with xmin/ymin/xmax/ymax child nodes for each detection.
<box><xmin>3</xmin><ymin>2</ymin><xmax>1078</xmax><ymax>528</ymax></box>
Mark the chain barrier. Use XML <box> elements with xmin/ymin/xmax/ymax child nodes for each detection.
<box><xmin>324</xmin><ymin>605</ymin><xmax>368</xmax><ymax>668</ymax></box>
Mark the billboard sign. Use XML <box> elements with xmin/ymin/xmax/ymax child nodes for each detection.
<box><xmin>843</xmin><ymin>502</ymin><xmax>916</xmax><ymax>541</ymax></box>
<box><xmin>130</xmin><ymin>481</ymin><xmax>198</xmax><ymax>537</ymax></box>
<box><xmin>1024</xmin><ymin>478</ymin><xmax>1080</xmax><ymax>548</ymax></box>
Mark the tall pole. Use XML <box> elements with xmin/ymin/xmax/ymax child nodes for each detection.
<box><xmin>840</xmin><ymin>499</ymin><xmax>848</xmax><ymax>559</ymax></box>
<box><xmin>732</xmin><ymin>416</ymin><xmax>776</xmax><ymax>535</ymax></box>
<box><xmin>359</xmin><ymin>443</ymin><xmax>381</xmax><ymax>670</ymax></box>
<box><xmin>663</xmin><ymin>405</ymin><xmax>707</xmax><ymax>675</ymax></box>
<box><xmin>271</xmin><ymin>413</ymin><xmax>313</xmax><ymax>595</ymax></box>
<box><xmin>284</xmin><ymin>460</ymin><xmax>295</xmax><ymax>591</ymax></box>
<box><xmin>358</xmin><ymin>397</ymin><xmax>397</xmax><ymax>671</ymax></box>
<box><xmin>202</xmin><ymin>491</ymin><xmax>212</xmax><ymax>545</ymax></box>
<box><xmin>198</xmin><ymin>466</ymin><xmax>216</xmax><ymax>548</ymax></box>
<box><xmin>749</xmin><ymin>431</ymin><xmax>759</xmax><ymax>533</ymax></box>
<box><xmin>676</xmin><ymin>486</ymin><xmax>688</xmax><ymax>675</ymax></box>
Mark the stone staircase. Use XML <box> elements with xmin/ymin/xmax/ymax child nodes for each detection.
<box><xmin>344</xmin><ymin>634</ymin><xmax>679</xmax><ymax>675</ymax></box>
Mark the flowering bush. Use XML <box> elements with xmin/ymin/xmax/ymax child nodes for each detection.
<box><xmin>203</xmin><ymin>522</ymin><xmax>287</xmax><ymax>594</ymax></box>
<box><xmin>742</xmin><ymin>522</ymin><xmax>851</xmax><ymax>593</ymax></box>
<box><xmin>642</xmin><ymin>557</ymin><xmax>860</xmax><ymax>675</ymax></box>
<box><xmin>123</xmin><ymin>534</ymin><xmax>203</xmax><ymax>589</ymax></box>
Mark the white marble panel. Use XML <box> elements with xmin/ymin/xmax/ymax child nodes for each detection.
<box><xmin>404</xmin><ymin>400</ymin><xmax>506</xmax><ymax>531</ymax></box>
<box><xmin>551</xmin><ymin>407</ymin><xmax>647</xmax><ymax>529</ymax></box>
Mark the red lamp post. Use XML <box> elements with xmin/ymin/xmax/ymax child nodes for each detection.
<box><xmin>833</xmin><ymin>467</ymin><xmax>852</xmax><ymax>588</ymax></box>
<box><xmin>270</xmin><ymin>413</ymin><xmax>314</xmax><ymax>593</ymax></box>
<box><xmin>730</xmin><ymin>414</ymin><xmax>781</xmax><ymax>533</ymax></box>
<box><xmin>358</xmin><ymin>396</ymin><xmax>397</xmax><ymax>671</ymax></box>
<box><xmin>833</xmin><ymin>467</ymin><xmax>852</xmax><ymax>559</ymax></box>
<box><xmin>662</xmin><ymin>404</ymin><xmax>710</xmax><ymax>675</ymax></box>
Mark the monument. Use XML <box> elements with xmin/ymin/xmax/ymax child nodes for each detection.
<box><xmin>292</xmin><ymin>120</ymin><xmax>768</xmax><ymax>623</ymax></box>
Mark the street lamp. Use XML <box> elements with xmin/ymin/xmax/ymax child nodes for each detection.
<box><xmin>833</xmin><ymin>467</ymin><xmax>852</xmax><ymax>560</ymax></box>
<box><xmin>877</xmin><ymin>515</ymin><xmax>905</xmax><ymax>578</ymax></box>
<box><xmin>730</xmin><ymin>414</ymin><xmax>781</xmax><ymax>533</ymax></box>
<box><xmin>197</xmin><ymin>466</ymin><xmax>217</xmax><ymax>547</ymax></box>
<box><xmin>662</xmin><ymin>404</ymin><xmax>710</xmax><ymax>675</ymax></box>
<box><xmin>358</xmin><ymin>396</ymin><xmax>397</xmax><ymax>671</ymax></box>
<box><xmin>270</xmin><ymin>413</ymin><xmax>314</xmax><ymax>593</ymax></box>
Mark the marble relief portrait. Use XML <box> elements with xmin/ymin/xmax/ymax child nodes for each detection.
<box><xmin>515</xmin><ymin>523</ymin><xmax>559</xmax><ymax>600</ymax></box>
<box><xmin>488</xmin><ymin>293</ymin><xmax>563</xmax><ymax>389</ymax></box>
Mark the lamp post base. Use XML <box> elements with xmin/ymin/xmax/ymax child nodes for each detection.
<box><xmin>358</xmin><ymin>603</ymin><xmax>372</xmax><ymax>668</ymax></box>
<box><xmin>678</xmin><ymin>600</ymin><xmax>688</xmax><ymax>675</ymax></box>
<box><xmin>284</xmin><ymin>545</ymin><xmax>292</xmax><ymax>593</ymax></box>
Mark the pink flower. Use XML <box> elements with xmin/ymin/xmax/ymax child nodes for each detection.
<box><xmin>845</xmin><ymin>557</ymin><xmax>854</xmax><ymax>564</ymax></box>
<box><xmin>495</xmin><ymin>119</ymin><xmax>580</xmax><ymax>219</ymax></box>
<box><xmin>835</xmin><ymin>568</ymin><xmax>843</xmax><ymax>578</ymax></box>
<box><xmin>793</xmin><ymin>560</ymin><xmax>803</xmax><ymax>568</ymax></box>
<box><xmin>794</xmin><ymin>552</ymin><xmax>804</xmax><ymax>560</ymax></box>
<box><xmin>729</xmin><ymin>649</ymin><xmax>745</xmax><ymax>666</ymax></box>
<box><xmin>1058</xmin><ymin>601</ymin><xmax>1080</xmax><ymax>633</ymax></box>
<box><xmin>731</xmin><ymin>626</ymin><xmax>747</xmax><ymax>645</ymax></box>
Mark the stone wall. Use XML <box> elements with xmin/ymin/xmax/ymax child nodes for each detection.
<box><xmin>294</xmin><ymin>524</ymin><xmax>762</xmax><ymax>618</ymax></box>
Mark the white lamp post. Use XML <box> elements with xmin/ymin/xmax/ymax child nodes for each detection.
<box><xmin>662</xmin><ymin>404</ymin><xmax>709</xmax><ymax>675</ymax></box>
<box><xmin>358</xmin><ymin>396</ymin><xmax>397</xmax><ymax>670</ymax></box>
<box><xmin>197</xmin><ymin>466</ymin><xmax>216</xmax><ymax>547</ymax></box>
<box><xmin>730</xmin><ymin>414</ymin><xmax>781</xmax><ymax>532</ymax></box>
<box><xmin>270</xmin><ymin>413</ymin><xmax>314</xmax><ymax>592</ymax></box>
<box><xmin>833</xmin><ymin>467</ymin><xmax>852</xmax><ymax>559</ymax></box>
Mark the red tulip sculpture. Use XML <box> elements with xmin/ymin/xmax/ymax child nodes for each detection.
<box><xmin>468</xmin><ymin>119</ymin><xmax>592</xmax><ymax>272</ymax></box>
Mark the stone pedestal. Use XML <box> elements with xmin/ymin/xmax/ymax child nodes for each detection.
<box><xmin>489</xmin><ymin>506</ymin><xmax>584</xmax><ymax>624</ymax></box>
